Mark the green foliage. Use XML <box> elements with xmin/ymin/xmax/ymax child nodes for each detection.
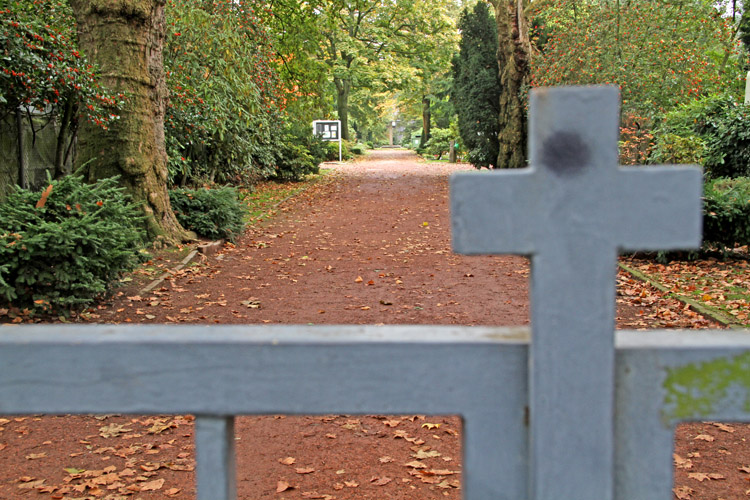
<box><xmin>0</xmin><ymin>0</ymin><xmax>123</xmax><ymax>125</ymax></box>
<box><xmin>651</xmin><ymin>133</ymin><xmax>706</xmax><ymax>166</ymax></box>
<box><xmin>349</xmin><ymin>143</ymin><xmax>368</xmax><ymax>156</ymax></box>
<box><xmin>0</xmin><ymin>175</ymin><xmax>146</xmax><ymax>314</ymax></box>
<box><xmin>703</xmin><ymin>177</ymin><xmax>750</xmax><ymax>250</ymax></box>
<box><xmin>164</xmin><ymin>0</ymin><xmax>284</xmax><ymax>186</ymax></box>
<box><xmin>531</xmin><ymin>0</ymin><xmax>744</xmax><ymax>118</ymax></box>
<box><xmin>452</xmin><ymin>2</ymin><xmax>501</xmax><ymax>169</ymax></box>
<box><xmin>270</xmin><ymin>129</ymin><xmax>320</xmax><ymax>182</ymax></box>
<box><xmin>324</xmin><ymin>140</ymin><xmax>354</xmax><ymax>161</ymax></box>
<box><xmin>169</xmin><ymin>186</ymin><xmax>246</xmax><ymax>242</ymax></box>
<box><xmin>421</xmin><ymin>127</ymin><xmax>453</xmax><ymax>160</ymax></box>
<box><xmin>654</xmin><ymin>95</ymin><xmax>750</xmax><ymax>178</ymax></box>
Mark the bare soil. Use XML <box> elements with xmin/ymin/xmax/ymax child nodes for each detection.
<box><xmin>0</xmin><ymin>149</ymin><xmax>740</xmax><ymax>499</ymax></box>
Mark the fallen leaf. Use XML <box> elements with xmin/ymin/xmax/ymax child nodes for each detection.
<box><xmin>688</xmin><ymin>472</ymin><xmax>725</xmax><ymax>482</ymax></box>
<box><xmin>276</xmin><ymin>480</ymin><xmax>293</xmax><ymax>493</ymax></box>
<box><xmin>740</xmin><ymin>465</ymin><xmax>750</xmax><ymax>474</ymax></box>
<box><xmin>422</xmin><ymin>422</ymin><xmax>441</xmax><ymax>430</ymax></box>
<box><xmin>674</xmin><ymin>454</ymin><xmax>693</xmax><ymax>470</ymax></box>
<box><xmin>99</xmin><ymin>423</ymin><xmax>131</xmax><ymax>438</ymax></box>
<box><xmin>712</xmin><ymin>422</ymin><xmax>736</xmax><ymax>433</ymax></box>
<box><xmin>379</xmin><ymin>456</ymin><xmax>394</xmax><ymax>463</ymax></box>
<box><xmin>371</xmin><ymin>476</ymin><xmax>392</xmax><ymax>486</ymax></box>
<box><xmin>413</xmin><ymin>449</ymin><xmax>441</xmax><ymax>459</ymax></box>
<box><xmin>355</xmin><ymin>276</ymin><xmax>363</xmax><ymax>283</ymax></box>
<box><xmin>344</xmin><ymin>480</ymin><xmax>359</xmax><ymax>487</ymax></box>
<box><xmin>383</xmin><ymin>419</ymin><xmax>401</xmax><ymax>427</ymax></box>
<box><xmin>695</xmin><ymin>434</ymin><xmax>715</xmax><ymax>442</ymax></box>
<box><xmin>140</xmin><ymin>478</ymin><xmax>165</xmax><ymax>491</ymax></box>
<box><xmin>296</xmin><ymin>467</ymin><xmax>315</xmax><ymax>474</ymax></box>
<box><xmin>673</xmin><ymin>484</ymin><xmax>693</xmax><ymax>498</ymax></box>
<box><xmin>279</xmin><ymin>456</ymin><xmax>296</xmax><ymax>465</ymax></box>
<box><xmin>17</xmin><ymin>478</ymin><xmax>45</xmax><ymax>489</ymax></box>
<box><xmin>25</xmin><ymin>453</ymin><xmax>46</xmax><ymax>460</ymax></box>
<box><xmin>405</xmin><ymin>460</ymin><xmax>427</xmax><ymax>469</ymax></box>
<box><xmin>165</xmin><ymin>487</ymin><xmax>181</xmax><ymax>496</ymax></box>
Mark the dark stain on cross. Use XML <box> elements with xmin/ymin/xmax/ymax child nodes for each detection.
<box><xmin>541</xmin><ymin>131</ymin><xmax>590</xmax><ymax>176</ymax></box>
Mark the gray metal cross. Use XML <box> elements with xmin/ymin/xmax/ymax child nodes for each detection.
<box><xmin>451</xmin><ymin>86</ymin><xmax>703</xmax><ymax>500</ymax></box>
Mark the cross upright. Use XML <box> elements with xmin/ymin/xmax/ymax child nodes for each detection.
<box><xmin>451</xmin><ymin>86</ymin><xmax>703</xmax><ymax>500</ymax></box>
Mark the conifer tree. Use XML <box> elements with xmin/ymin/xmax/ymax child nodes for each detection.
<box><xmin>452</xmin><ymin>2</ymin><xmax>501</xmax><ymax>169</ymax></box>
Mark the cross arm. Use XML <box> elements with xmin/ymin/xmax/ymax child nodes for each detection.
<box><xmin>615</xmin><ymin>165</ymin><xmax>703</xmax><ymax>252</ymax></box>
<box><xmin>451</xmin><ymin>170</ymin><xmax>537</xmax><ymax>255</ymax></box>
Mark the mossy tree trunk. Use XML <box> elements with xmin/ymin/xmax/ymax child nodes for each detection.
<box><xmin>70</xmin><ymin>0</ymin><xmax>193</xmax><ymax>245</ymax></box>
<box><xmin>491</xmin><ymin>0</ymin><xmax>531</xmax><ymax>169</ymax></box>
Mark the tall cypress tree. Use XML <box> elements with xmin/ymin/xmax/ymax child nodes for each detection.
<box><xmin>452</xmin><ymin>2</ymin><xmax>501</xmax><ymax>169</ymax></box>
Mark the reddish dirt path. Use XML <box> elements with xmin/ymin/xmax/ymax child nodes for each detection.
<box><xmin>0</xmin><ymin>149</ymin><xmax>738</xmax><ymax>499</ymax></box>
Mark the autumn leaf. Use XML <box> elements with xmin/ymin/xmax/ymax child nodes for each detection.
<box><xmin>379</xmin><ymin>456</ymin><xmax>394</xmax><ymax>463</ymax></box>
<box><xmin>25</xmin><ymin>452</ymin><xmax>46</xmax><ymax>460</ymax></box>
<box><xmin>687</xmin><ymin>472</ymin><xmax>724</xmax><ymax>481</ymax></box>
<box><xmin>413</xmin><ymin>449</ymin><xmax>441</xmax><ymax>459</ymax></box>
<box><xmin>165</xmin><ymin>487</ymin><xmax>181</xmax><ymax>496</ymax></box>
<box><xmin>17</xmin><ymin>478</ymin><xmax>45</xmax><ymax>489</ymax></box>
<box><xmin>355</xmin><ymin>276</ymin><xmax>363</xmax><ymax>283</ymax></box>
<box><xmin>422</xmin><ymin>422</ymin><xmax>441</xmax><ymax>430</ymax></box>
<box><xmin>405</xmin><ymin>460</ymin><xmax>427</xmax><ymax>469</ymax></box>
<box><xmin>140</xmin><ymin>478</ymin><xmax>165</xmax><ymax>491</ymax></box>
<box><xmin>673</xmin><ymin>454</ymin><xmax>693</xmax><ymax>470</ymax></box>
<box><xmin>694</xmin><ymin>434</ymin><xmax>715</xmax><ymax>442</ymax></box>
<box><xmin>711</xmin><ymin>422</ymin><xmax>735</xmax><ymax>433</ymax></box>
<box><xmin>278</xmin><ymin>456</ymin><xmax>296</xmax><ymax>465</ymax></box>
<box><xmin>295</xmin><ymin>467</ymin><xmax>315</xmax><ymax>474</ymax></box>
<box><xmin>673</xmin><ymin>485</ymin><xmax>693</xmax><ymax>499</ymax></box>
<box><xmin>344</xmin><ymin>480</ymin><xmax>359</xmax><ymax>487</ymax></box>
<box><xmin>99</xmin><ymin>423</ymin><xmax>131</xmax><ymax>438</ymax></box>
<box><xmin>370</xmin><ymin>476</ymin><xmax>392</xmax><ymax>486</ymax></box>
<box><xmin>276</xmin><ymin>480</ymin><xmax>293</xmax><ymax>492</ymax></box>
<box><xmin>35</xmin><ymin>184</ymin><xmax>53</xmax><ymax>209</ymax></box>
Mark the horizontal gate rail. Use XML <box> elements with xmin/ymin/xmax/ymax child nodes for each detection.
<box><xmin>3</xmin><ymin>325</ymin><xmax>750</xmax><ymax>499</ymax></box>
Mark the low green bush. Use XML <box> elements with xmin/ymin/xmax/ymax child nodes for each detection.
<box><xmin>0</xmin><ymin>176</ymin><xmax>146</xmax><ymax>314</ymax></box>
<box><xmin>271</xmin><ymin>141</ymin><xmax>319</xmax><ymax>182</ymax></box>
<box><xmin>654</xmin><ymin>95</ymin><xmax>750</xmax><ymax>178</ymax></box>
<box><xmin>350</xmin><ymin>143</ymin><xmax>368</xmax><ymax>156</ymax></box>
<box><xmin>325</xmin><ymin>140</ymin><xmax>352</xmax><ymax>161</ymax></box>
<box><xmin>169</xmin><ymin>186</ymin><xmax>245</xmax><ymax>242</ymax></box>
<box><xmin>703</xmin><ymin>177</ymin><xmax>750</xmax><ymax>250</ymax></box>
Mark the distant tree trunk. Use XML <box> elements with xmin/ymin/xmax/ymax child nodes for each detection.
<box><xmin>334</xmin><ymin>77</ymin><xmax>351</xmax><ymax>141</ymax></box>
<box><xmin>420</xmin><ymin>97</ymin><xmax>431</xmax><ymax>149</ymax></box>
<box><xmin>15</xmin><ymin>107</ymin><xmax>28</xmax><ymax>189</ymax></box>
<box><xmin>492</xmin><ymin>0</ymin><xmax>531</xmax><ymax>169</ymax></box>
<box><xmin>54</xmin><ymin>99</ymin><xmax>75</xmax><ymax>178</ymax></box>
<box><xmin>70</xmin><ymin>0</ymin><xmax>193</xmax><ymax>245</ymax></box>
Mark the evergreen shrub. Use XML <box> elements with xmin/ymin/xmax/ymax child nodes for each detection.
<box><xmin>169</xmin><ymin>186</ymin><xmax>245</xmax><ymax>241</ymax></box>
<box><xmin>703</xmin><ymin>177</ymin><xmax>750</xmax><ymax>250</ymax></box>
<box><xmin>0</xmin><ymin>176</ymin><xmax>146</xmax><ymax>314</ymax></box>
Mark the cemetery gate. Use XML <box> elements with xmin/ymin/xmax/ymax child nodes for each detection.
<box><xmin>3</xmin><ymin>86</ymin><xmax>750</xmax><ymax>500</ymax></box>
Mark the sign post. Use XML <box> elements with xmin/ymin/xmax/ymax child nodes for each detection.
<box><xmin>312</xmin><ymin>120</ymin><xmax>342</xmax><ymax>162</ymax></box>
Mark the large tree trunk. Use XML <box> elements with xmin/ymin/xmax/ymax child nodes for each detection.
<box><xmin>493</xmin><ymin>0</ymin><xmax>531</xmax><ymax>169</ymax></box>
<box><xmin>70</xmin><ymin>0</ymin><xmax>193</xmax><ymax>245</ymax></box>
<box><xmin>420</xmin><ymin>96</ymin><xmax>431</xmax><ymax>149</ymax></box>
<box><xmin>334</xmin><ymin>77</ymin><xmax>351</xmax><ymax>141</ymax></box>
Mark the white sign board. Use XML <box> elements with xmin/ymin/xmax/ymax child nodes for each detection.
<box><xmin>312</xmin><ymin>120</ymin><xmax>342</xmax><ymax>161</ymax></box>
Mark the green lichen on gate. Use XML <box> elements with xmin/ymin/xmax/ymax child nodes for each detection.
<box><xmin>663</xmin><ymin>352</ymin><xmax>750</xmax><ymax>423</ymax></box>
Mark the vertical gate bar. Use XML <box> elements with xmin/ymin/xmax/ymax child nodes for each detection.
<box><xmin>196</xmin><ymin>415</ymin><xmax>236</xmax><ymax>500</ymax></box>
